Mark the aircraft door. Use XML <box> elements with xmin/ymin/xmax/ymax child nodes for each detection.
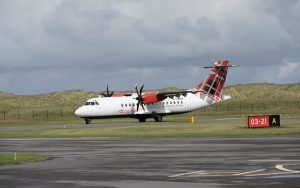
<box><xmin>184</xmin><ymin>95</ymin><xmax>192</xmax><ymax>112</ymax></box>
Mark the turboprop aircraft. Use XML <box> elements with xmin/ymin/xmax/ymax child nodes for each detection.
<box><xmin>75</xmin><ymin>60</ymin><xmax>237</xmax><ymax>124</ymax></box>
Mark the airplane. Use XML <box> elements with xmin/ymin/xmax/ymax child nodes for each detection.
<box><xmin>75</xmin><ymin>60</ymin><xmax>237</xmax><ymax>124</ymax></box>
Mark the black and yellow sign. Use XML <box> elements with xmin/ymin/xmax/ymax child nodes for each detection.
<box><xmin>269</xmin><ymin>115</ymin><xmax>280</xmax><ymax>127</ymax></box>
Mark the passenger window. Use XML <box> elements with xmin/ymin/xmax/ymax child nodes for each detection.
<box><xmin>121</xmin><ymin>104</ymin><xmax>123</xmax><ymax>107</ymax></box>
<box><xmin>95</xmin><ymin>102</ymin><xmax>99</xmax><ymax>105</ymax></box>
<box><xmin>181</xmin><ymin>101</ymin><xmax>183</xmax><ymax>104</ymax></box>
<box><xmin>85</xmin><ymin>102</ymin><xmax>90</xmax><ymax>105</ymax></box>
<box><xmin>91</xmin><ymin>102</ymin><xmax>95</xmax><ymax>105</ymax></box>
<box><xmin>125</xmin><ymin>104</ymin><xmax>127</xmax><ymax>107</ymax></box>
<box><xmin>132</xmin><ymin>103</ymin><xmax>135</xmax><ymax>106</ymax></box>
<box><xmin>129</xmin><ymin>104</ymin><xmax>131</xmax><ymax>106</ymax></box>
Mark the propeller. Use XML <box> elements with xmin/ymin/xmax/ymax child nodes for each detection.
<box><xmin>135</xmin><ymin>84</ymin><xmax>145</xmax><ymax>111</ymax></box>
<box><xmin>101</xmin><ymin>84</ymin><xmax>114</xmax><ymax>97</ymax></box>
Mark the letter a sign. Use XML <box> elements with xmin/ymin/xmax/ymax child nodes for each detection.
<box><xmin>269</xmin><ymin>115</ymin><xmax>280</xmax><ymax>127</ymax></box>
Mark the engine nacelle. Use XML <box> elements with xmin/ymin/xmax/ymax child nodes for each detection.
<box><xmin>142</xmin><ymin>93</ymin><xmax>166</xmax><ymax>104</ymax></box>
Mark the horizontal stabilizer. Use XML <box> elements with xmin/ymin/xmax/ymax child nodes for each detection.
<box><xmin>222</xmin><ymin>95</ymin><xmax>231</xmax><ymax>101</ymax></box>
<box><xmin>204</xmin><ymin>64</ymin><xmax>239</xmax><ymax>69</ymax></box>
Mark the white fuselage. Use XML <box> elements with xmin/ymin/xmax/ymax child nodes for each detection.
<box><xmin>75</xmin><ymin>92</ymin><xmax>230</xmax><ymax>119</ymax></box>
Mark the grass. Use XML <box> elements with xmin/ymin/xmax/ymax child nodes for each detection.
<box><xmin>0</xmin><ymin>153</ymin><xmax>48</xmax><ymax>165</ymax></box>
<box><xmin>0</xmin><ymin>118</ymin><xmax>83</xmax><ymax>127</ymax></box>
<box><xmin>0</xmin><ymin>118</ymin><xmax>299</xmax><ymax>138</ymax></box>
<box><xmin>225</xmin><ymin>83</ymin><xmax>300</xmax><ymax>102</ymax></box>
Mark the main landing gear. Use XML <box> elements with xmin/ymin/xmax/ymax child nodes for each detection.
<box><xmin>138</xmin><ymin>117</ymin><xmax>146</xmax><ymax>122</ymax></box>
<box><xmin>154</xmin><ymin>115</ymin><xmax>163</xmax><ymax>122</ymax></box>
<box><xmin>152</xmin><ymin>112</ymin><xmax>163</xmax><ymax>122</ymax></box>
<box><xmin>137</xmin><ymin>114</ymin><xmax>163</xmax><ymax>123</ymax></box>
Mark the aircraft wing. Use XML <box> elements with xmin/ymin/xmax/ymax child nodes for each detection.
<box><xmin>138</xmin><ymin>89</ymin><xmax>202</xmax><ymax>105</ymax></box>
<box><xmin>156</xmin><ymin>90</ymin><xmax>202</xmax><ymax>98</ymax></box>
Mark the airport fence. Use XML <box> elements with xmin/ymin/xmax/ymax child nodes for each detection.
<box><xmin>0</xmin><ymin>101</ymin><xmax>299</xmax><ymax>120</ymax></box>
<box><xmin>0</xmin><ymin>107</ymin><xmax>77</xmax><ymax>120</ymax></box>
<box><xmin>202</xmin><ymin>101</ymin><xmax>300</xmax><ymax>113</ymax></box>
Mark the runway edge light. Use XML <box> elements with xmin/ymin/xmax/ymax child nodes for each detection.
<box><xmin>247</xmin><ymin>115</ymin><xmax>280</xmax><ymax>128</ymax></box>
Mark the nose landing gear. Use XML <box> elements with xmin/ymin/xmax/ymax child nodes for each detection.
<box><xmin>84</xmin><ymin>118</ymin><xmax>91</xmax><ymax>124</ymax></box>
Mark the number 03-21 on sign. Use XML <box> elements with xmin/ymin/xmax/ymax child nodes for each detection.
<box><xmin>248</xmin><ymin>116</ymin><xmax>269</xmax><ymax>128</ymax></box>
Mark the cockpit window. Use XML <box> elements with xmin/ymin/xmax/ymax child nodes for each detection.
<box><xmin>85</xmin><ymin>101</ymin><xmax>99</xmax><ymax>106</ymax></box>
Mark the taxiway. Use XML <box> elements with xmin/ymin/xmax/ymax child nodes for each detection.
<box><xmin>0</xmin><ymin>137</ymin><xmax>299</xmax><ymax>188</ymax></box>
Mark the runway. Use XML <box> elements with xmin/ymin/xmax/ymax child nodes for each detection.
<box><xmin>0</xmin><ymin>137</ymin><xmax>300</xmax><ymax>188</ymax></box>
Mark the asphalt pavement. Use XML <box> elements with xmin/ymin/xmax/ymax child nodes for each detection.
<box><xmin>0</xmin><ymin>137</ymin><xmax>300</xmax><ymax>188</ymax></box>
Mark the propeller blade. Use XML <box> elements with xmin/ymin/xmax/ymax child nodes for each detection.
<box><xmin>100</xmin><ymin>84</ymin><xmax>114</xmax><ymax>97</ymax></box>
<box><xmin>140</xmin><ymin>85</ymin><xmax>144</xmax><ymax>95</ymax></box>
<box><xmin>135</xmin><ymin>84</ymin><xmax>139</xmax><ymax>95</ymax></box>
<box><xmin>135</xmin><ymin>84</ymin><xmax>145</xmax><ymax>111</ymax></box>
<box><xmin>141</xmin><ymin>102</ymin><xmax>145</xmax><ymax>111</ymax></box>
<box><xmin>137</xmin><ymin>100</ymin><xmax>140</xmax><ymax>111</ymax></box>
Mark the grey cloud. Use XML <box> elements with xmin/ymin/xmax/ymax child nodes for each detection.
<box><xmin>0</xmin><ymin>0</ymin><xmax>299</xmax><ymax>94</ymax></box>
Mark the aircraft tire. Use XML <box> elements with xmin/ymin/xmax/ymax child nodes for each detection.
<box><xmin>85</xmin><ymin>118</ymin><xmax>91</xmax><ymax>124</ymax></box>
<box><xmin>138</xmin><ymin>117</ymin><xmax>146</xmax><ymax>122</ymax></box>
<box><xmin>154</xmin><ymin>115</ymin><xmax>162</xmax><ymax>122</ymax></box>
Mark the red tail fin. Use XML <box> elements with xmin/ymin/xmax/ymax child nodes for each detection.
<box><xmin>194</xmin><ymin>60</ymin><xmax>235</xmax><ymax>101</ymax></box>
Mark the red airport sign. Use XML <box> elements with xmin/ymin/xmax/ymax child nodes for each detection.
<box><xmin>248</xmin><ymin>115</ymin><xmax>280</xmax><ymax>128</ymax></box>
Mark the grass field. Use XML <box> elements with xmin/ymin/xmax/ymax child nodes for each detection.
<box><xmin>0</xmin><ymin>117</ymin><xmax>299</xmax><ymax>138</ymax></box>
<box><xmin>0</xmin><ymin>153</ymin><xmax>48</xmax><ymax>165</ymax></box>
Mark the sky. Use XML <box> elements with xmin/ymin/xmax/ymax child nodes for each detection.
<box><xmin>0</xmin><ymin>0</ymin><xmax>300</xmax><ymax>95</ymax></box>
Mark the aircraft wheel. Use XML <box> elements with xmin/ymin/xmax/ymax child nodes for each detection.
<box><xmin>138</xmin><ymin>117</ymin><xmax>146</xmax><ymax>122</ymax></box>
<box><xmin>85</xmin><ymin>118</ymin><xmax>91</xmax><ymax>124</ymax></box>
<box><xmin>154</xmin><ymin>115</ymin><xmax>162</xmax><ymax>122</ymax></box>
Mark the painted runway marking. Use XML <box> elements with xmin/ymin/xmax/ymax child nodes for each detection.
<box><xmin>233</xmin><ymin>169</ymin><xmax>266</xmax><ymax>176</ymax></box>
<box><xmin>168</xmin><ymin>171</ymin><xmax>205</xmax><ymax>178</ymax></box>
<box><xmin>245</xmin><ymin>172</ymin><xmax>299</xmax><ymax>177</ymax></box>
<box><xmin>250</xmin><ymin>159</ymin><xmax>300</xmax><ymax>162</ymax></box>
<box><xmin>169</xmin><ymin>164</ymin><xmax>300</xmax><ymax>178</ymax></box>
<box><xmin>276</xmin><ymin>164</ymin><xmax>300</xmax><ymax>173</ymax></box>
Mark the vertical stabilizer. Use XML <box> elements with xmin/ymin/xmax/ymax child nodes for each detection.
<box><xmin>194</xmin><ymin>60</ymin><xmax>236</xmax><ymax>102</ymax></box>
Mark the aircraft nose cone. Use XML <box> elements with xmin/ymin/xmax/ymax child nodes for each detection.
<box><xmin>74</xmin><ymin>107</ymin><xmax>84</xmax><ymax>117</ymax></box>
